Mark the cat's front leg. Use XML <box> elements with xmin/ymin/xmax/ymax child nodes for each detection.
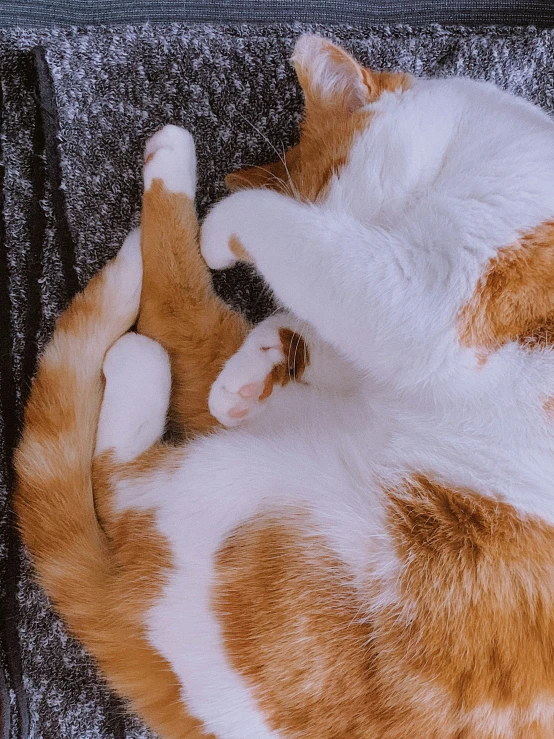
<box><xmin>201</xmin><ymin>189</ymin><xmax>315</xmax><ymax>270</ymax></box>
<box><xmin>208</xmin><ymin>312</ymin><xmax>309</xmax><ymax>427</ymax></box>
<box><xmin>201</xmin><ymin>189</ymin><xmax>335</xmax><ymax>331</ymax></box>
<box><xmin>201</xmin><ymin>189</ymin><xmax>370</xmax><ymax>370</ymax></box>
<box><xmin>209</xmin><ymin>310</ymin><xmax>361</xmax><ymax>427</ymax></box>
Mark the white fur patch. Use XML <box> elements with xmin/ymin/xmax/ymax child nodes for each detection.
<box><xmin>105</xmin><ymin>227</ymin><xmax>143</xmax><ymax>327</ymax></box>
<box><xmin>464</xmin><ymin>700</ymin><xmax>554</xmax><ymax>738</ymax></box>
<box><xmin>95</xmin><ymin>333</ymin><xmax>171</xmax><ymax>462</ymax></box>
<box><xmin>200</xmin><ymin>192</ymin><xmax>251</xmax><ymax>269</ymax></box>
<box><xmin>143</xmin><ymin>124</ymin><xmax>196</xmax><ymax>197</ymax></box>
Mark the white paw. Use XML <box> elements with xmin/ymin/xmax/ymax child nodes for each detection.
<box><xmin>201</xmin><ymin>192</ymin><xmax>250</xmax><ymax>270</ymax></box>
<box><xmin>96</xmin><ymin>333</ymin><xmax>171</xmax><ymax>461</ymax></box>
<box><xmin>104</xmin><ymin>227</ymin><xmax>143</xmax><ymax>325</ymax></box>
<box><xmin>144</xmin><ymin>125</ymin><xmax>196</xmax><ymax>198</ymax></box>
<box><xmin>209</xmin><ymin>330</ymin><xmax>285</xmax><ymax>428</ymax></box>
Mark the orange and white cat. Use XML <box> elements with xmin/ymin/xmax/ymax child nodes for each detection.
<box><xmin>14</xmin><ymin>34</ymin><xmax>554</xmax><ymax>739</ymax></box>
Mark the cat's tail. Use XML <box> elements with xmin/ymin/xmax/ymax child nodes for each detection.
<box><xmin>13</xmin><ymin>228</ymin><xmax>142</xmax><ymax>637</ymax></box>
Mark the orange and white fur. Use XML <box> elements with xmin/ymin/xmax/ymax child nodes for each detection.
<box><xmin>14</xmin><ymin>34</ymin><xmax>554</xmax><ymax>739</ymax></box>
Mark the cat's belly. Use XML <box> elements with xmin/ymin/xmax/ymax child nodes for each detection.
<box><xmin>114</xmin><ymin>392</ymin><xmax>554</xmax><ymax>738</ymax></box>
<box><xmin>115</xmin><ymin>418</ymin><xmax>387</xmax><ymax>738</ymax></box>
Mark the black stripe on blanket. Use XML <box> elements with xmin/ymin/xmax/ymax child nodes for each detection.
<box><xmin>0</xmin><ymin>56</ymin><xmax>30</xmax><ymax>739</ymax></box>
<box><xmin>33</xmin><ymin>47</ymin><xmax>78</xmax><ymax>301</ymax></box>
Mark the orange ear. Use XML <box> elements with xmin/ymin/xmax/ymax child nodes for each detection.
<box><xmin>292</xmin><ymin>35</ymin><xmax>372</xmax><ymax>113</ymax></box>
<box><xmin>225</xmin><ymin>146</ymin><xmax>300</xmax><ymax>193</ymax></box>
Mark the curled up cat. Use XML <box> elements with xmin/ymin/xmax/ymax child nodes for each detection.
<box><xmin>14</xmin><ymin>34</ymin><xmax>554</xmax><ymax>739</ymax></box>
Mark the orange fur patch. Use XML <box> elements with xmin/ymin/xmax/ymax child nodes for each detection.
<box><xmin>459</xmin><ymin>221</ymin><xmax>554</xmax><ymax>351</ymax></box>
<box><xmin>387</xmin><ymin>476</ymin><xmax>554</xmax><ymax>718</ymax></box>
<box><xmin>138</xmin><ymin>179</ymin><xmax>249</xmax><ymax>436</ymax></box>
<box><xmin>214</xmin><ymin>477</ymin><xmax>554</xmax><ymax>737</ymax></box>
<box><xmin>214</xmin><ymin>515</ymin><xmax>377</xmax><ymax>738</ymax></box>
<box><xmin>259</xmin><ymin>327</ymin><xmax>310</xmax><ymax>401</ymax></box>
<box><xmin>544</xmin><ymin>396</ymin><xmax>554</xmax><ymax>418</ymax></box>
<box><xmin>228</xmin><ymin>234</ymin><xmax>253</xmax><ymax>263</ymax></box>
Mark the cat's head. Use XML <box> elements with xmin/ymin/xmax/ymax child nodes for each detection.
<box><xmin>223</xmin><ymin>35</ymin><xmax>554</xmax><ymax>388</ymax></box>
<box><xmin>226</xmin><ymin>35</ymin><xmax>411</xmax><ymax>202</ymax></box>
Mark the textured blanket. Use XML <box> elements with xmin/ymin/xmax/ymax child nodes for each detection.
<box><xmin>1</xmin><ymin>23</ymin><xmax>554</xmax><ymax>739</ymax></box>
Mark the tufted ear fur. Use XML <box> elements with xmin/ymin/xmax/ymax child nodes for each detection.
<box><xmin>292</xmin><ymin>34</ymin><xmax>373</xmax><ymax>114</ymax></box>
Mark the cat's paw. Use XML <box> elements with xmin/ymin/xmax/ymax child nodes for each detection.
<box><xmin>201</xmin><ymin>192</ymin><xmax>254</xmax><ymax>270</ymax></box>
<box><xmin>209</xmin><ymin>318</ymin><xmax>307</xmax><ymax>427</ymax></box>
<box><xmin>144</xmin><ymin>125</ymin><xmax>196</xmax><ymax>198</ymax></box>
<box><xmin>209</xmin><ymin>343</ymin><xmax>282</xmax><ymax>428</ymax></box>
<box><xmin>96</xmin><ymin>333</ymin><xmax>171</xmax><ymax>461</ymax></box>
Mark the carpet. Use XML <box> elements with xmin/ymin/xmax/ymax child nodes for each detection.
<box><xmin>1</xmin><ymin>22</ymin><xmax>554</xmax><ymax>739</ymax></box>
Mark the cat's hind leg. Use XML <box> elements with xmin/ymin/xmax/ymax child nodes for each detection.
<box><xmin>139</xmin><ymin>125</ymin><xmax>249</xmax><ymax>437</ymax></box>
<box><xmin>95</xmin><ymin>332</ymin><xmax>171</xmax><ymax>463</ymax></box>
<box><xmin>93</xmin><ymin>330</ymin><xmax>174</xmax><ymax>538</ymax></box>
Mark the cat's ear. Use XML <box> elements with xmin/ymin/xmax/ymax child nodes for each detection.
<box><xmin>225</xmin><ymin>146</ymin><xmax>300</xmax><ymax>193</ymax></box>
<box><xmin>292</xmin><ymin>35</ymin><xmax>373</xmax><ymax>114</ymax></box>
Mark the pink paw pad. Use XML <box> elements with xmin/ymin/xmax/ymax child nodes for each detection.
<box><xmin>228</xmin><ymin>406</ymin><xmax>249</xmax><ymax>419</ymax></box>
<box><xmin>238</xmin><ymin>382</ymin><xmax>264</xmax><ymax>399</ymax></box>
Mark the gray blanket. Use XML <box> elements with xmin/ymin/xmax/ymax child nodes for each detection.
<box><xmin>1</xmin><ymin>23</ymin><xmax>554</xmax><ymax>739</ymax></box>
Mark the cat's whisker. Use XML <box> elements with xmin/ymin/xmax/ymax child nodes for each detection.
<box><xmin>279</xmin><ymin>141</ymin><xmax>301</xmax><ymax>201</ymax></box>
<box><xmin>247</xmin><ymin>164</ymin><xmax>291</xmax><ymax>196</ymax></box>
<box><xmin>232</xmin><ymin>109</ymin><xmax>300</xmax><ymax>199</ymax></box>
